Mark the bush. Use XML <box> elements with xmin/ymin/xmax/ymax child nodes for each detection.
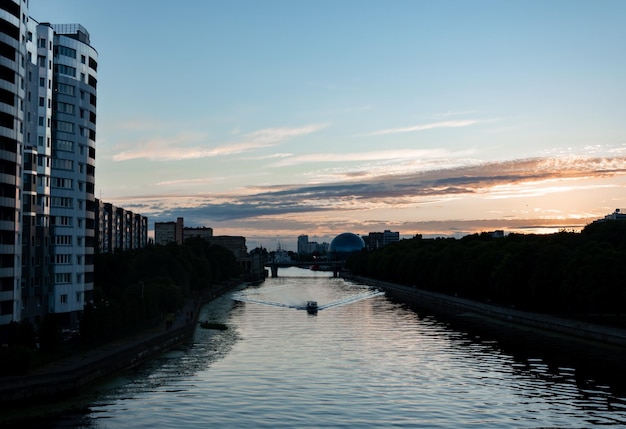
<box><xmin>0</xmin><ymin>345</ymin><xmax>35</xmax><ymax>375</ymax></box>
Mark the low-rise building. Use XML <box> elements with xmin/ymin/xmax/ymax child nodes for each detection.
<box><xmin>154</xmin><ymin>217</ymin><xmax>247</xmax><ymax>259</ymax></box>
<box><xmin>205</xmin><ymin>236</ymin><xmax>248</xmax><ymax>259</ymax></box>
<box><xmin>154</xmin><ymin>217</ymin><xmax>184</xmax><ymax>245</ymax></box>
<box><xmin>183</xmin><ymin>226</ymin><xmax>213</xmax><ymax>241</ymax></box>
<box><xmin>602</xmin><ymin>208</ymin><xmax>626</xmax><ymax>221</ymax></box>
<box><xmin>297</xmin><ymin>234</ymin><xmax>329</xmax><ymax>255</ymax></box>
<box><xmin>364</xmin><ymin>230</ymin><xmax>400</xmax><ymax>250</ymax></box>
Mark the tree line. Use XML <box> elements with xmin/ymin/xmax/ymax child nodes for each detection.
<box><xmin>346</xmin><ymin>221</ymin><xmax>626</xmax><ymax>324</ymax></box>
<box><xmin>82</xmin><ymin>237</ymin><xmax>242</xmax><ymax>344</ymax></box>
<box><xmin>1</xmin><ymin>238</ymin><xmax>242</xmax><ymax>375</ymax></box>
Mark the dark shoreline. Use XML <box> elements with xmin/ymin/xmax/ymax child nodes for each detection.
<box><xmin>349</xmin><ymin>275</ymin><xmax>626</xmax><ymax>391</ymax></box>
<box><xmin>350</xmin><ymin>275</ymin><xmax>626</xmax><ymax>347</ymax></box>
<box><xmin>0</xmin><ymin>281</ymin><xmax>246</xmax><ymax>408</ymax></box>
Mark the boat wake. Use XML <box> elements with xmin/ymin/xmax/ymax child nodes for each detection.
<box><xmin>317</xmin><ymin>290</ymin><xmax>385</xmax><ymax>310</ymax></box>
<box><xmin>232</xmin><ymin>289</ymin><xmax>384</xmax><ymax>312</ymax></box>
<box><xmin>231</xmin><ymin>295</ymin><xmax>294</xmax><ymax>309</ymax></box>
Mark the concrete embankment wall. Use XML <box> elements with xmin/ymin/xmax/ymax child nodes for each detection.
<box><xmin>0</xmin><ymin>322</ymin><xmax>195</xmax><ymax>404</ymax></box>
<box><xmin>0</xmin><ymin>281</ymin><xmax>244</xmax><ymax>404</ymax></box>
<box><xmin>351</xmin><ymin>276</ymin><xmax>626</xmax><ymax>348</ymax></box>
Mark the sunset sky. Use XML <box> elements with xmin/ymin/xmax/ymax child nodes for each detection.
<box><xmin>30</xmin><ymin>1</ymin><xmax>626</xmax><ymax>250</ymax></box>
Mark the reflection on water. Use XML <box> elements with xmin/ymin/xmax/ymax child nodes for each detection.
<box><xmin>232</xmin><ymin>281</ymin><xmax>384</xmax><ymax>311</ymax></box>
<box><xmin>15</xmin><ymin>268</ymin><xmax>626</xmax><ymax>428</ymax></box>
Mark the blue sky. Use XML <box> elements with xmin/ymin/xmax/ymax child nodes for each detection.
<box><xmin>30</xmin><ymin>1</ymin><xmax>626</xmax><ymax>250</ymax></box>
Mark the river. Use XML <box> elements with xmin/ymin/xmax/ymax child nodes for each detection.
<box><xmin>22</xmin><ymin>267</ymin><xmax>626</xmax><ymax>428</ymax></box>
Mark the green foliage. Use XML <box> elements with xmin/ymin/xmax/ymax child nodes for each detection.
<box><xmin>0</xmin><ymin>321</ymin><xmax>38</xmax><ymax>374</ymax></box>
<box><xmin>347</xmin><ymin>221</ymin><xmax>626</xmax><ymax>320</ymax></box>
<box><xmin>4</xmin><ymin>320</ymin><xmax>37</xmax><ymax>349</ymax></box>
<box><xmin>38</xmin><ymin>313</ymin><xmax>61</xmax><ymax>352</ymax></box>
<box><xmin>82</xmin><ymin>239</ymin><xmax>242</xmax><ymax>344</ymax></box>
<box><xmin>0</xmin><ymin>345</ymin><xmax>35</xmax><ymax>375</ymax></box>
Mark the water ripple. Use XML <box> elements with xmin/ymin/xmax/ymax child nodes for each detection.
<box><xmin>34</xmin><ymin>272</ymin><xmax>626</xmax><ymax>428</ymax></box>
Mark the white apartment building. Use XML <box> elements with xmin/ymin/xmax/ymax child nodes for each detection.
<box><xmin>46</xmin><ymin>22</ymin><xmax>98</xmax><ymax>326</ymax></box>
<box><xmin>0</xmin><ymin>0</ymin><xmax>98</xmax><ymax>333</ymax></box>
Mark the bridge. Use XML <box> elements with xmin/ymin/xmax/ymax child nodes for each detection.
<box><xmin>264</xmin><ymin>260</ymin><xmax>345</xmax><ymax>278</ymax></box>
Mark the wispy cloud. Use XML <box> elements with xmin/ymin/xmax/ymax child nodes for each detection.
<box><xmin>269</xmin><ymin>148</ymin><xmax>472</xmax><ymax>168</ymax></box>
<box><xmin>156</xmin><ymin>177</ymin><xmax>223</xmax><ymax>186</ymax></box>
<box><xmin>112</xmin><ymin>124</ymin><xmax>327</xmax><ymax>162</ymax></box>
<box><xmin>245</xmin><ymin>124</ymin><xmax>328</xmax><ymax>143</ymax></box>
<box><xmin>114</xmin><ymin>155</ymin><xmax>626</xmax><ymax>225</ymax></box>
<box><xmin>361</xmin><ymin>119</ymin><xmax>478</xmax><ymax>136</ymax></box>
<box><xmin>244</xmin><ymin>153</ymin><xmax>294</xmax><ymax>161</ymax></box>
<box><xmin>112</xmin><ymin>132</ymin><xmax>208</xmax><ymax>161</ymax></box>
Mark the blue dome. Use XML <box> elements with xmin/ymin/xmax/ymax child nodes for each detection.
<box><xmin>329</xmin><ymin>232</ymin><xmax>365</xmax><ymax>253</ymax></box>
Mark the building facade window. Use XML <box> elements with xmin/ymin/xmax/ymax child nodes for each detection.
<box><xmin>56</xmin><ymin>101</ymin><xmax>74</xmax><ymax>114</ymax></box>
<box><xmin>55</xmin><ymin>254</ymin><xmax>72</xmax><ymax>264</ymax></box>
<box><xmin>52</xmin><ymin>216</ymin><xmax>72</xmax><ymax>226</ymax></box>
<box><xmin>51</xmin><ymin>196</ymin><xmax>73</xmax><ymax>207</ymax></box>
<box><xmin>54</xmin><ymin>235</ymin><xmax>73</xmax><ymax>245</ymax></box>
<box><xmin>56</xmin><ymin>274</ymin><xmax>72</xmax><ymax>284</ymax></box>
<box><xmin>56</xmin><ymin>45</ymin><xmax>76</xmax><ymax>58</ymax></box>
<box><xmin>52</xmin><ymin>178</ymin><xmax>73</xmax><ymax>189</ymax></box>
<box><xmin>54</xmin><ymin>139</ymin><xmax>73</xmax><ymax>152</ymax></box>
<box><xmin>52</xmin><ymin>159</ymin><xmax>74</xmax><ymax>170</ymax></box>
<box><xmin>55</xmin><ymin>64</ymin><xmax>76</xmax><ymax>77</ymax></box>
<box><xmin>55</xmin><ymin>120</ymin><xmax>74</xmax><ymax>133</ymax></box>
<box><xmin>56</xmin><ymin>82</ymin><xmax>75</xmax><ymax>96</ymax></box>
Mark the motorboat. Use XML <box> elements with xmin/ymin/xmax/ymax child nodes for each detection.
<box><xmin>306</xmin><ymin>300</ymin><xmax>318</xmax><ymax>314</ymax></box>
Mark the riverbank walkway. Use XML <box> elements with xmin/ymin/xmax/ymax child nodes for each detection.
<box><xmin>0</xmin><ymin>281</ymin><xmax>244</xmax><ymax>404</ymax></box>
<box><xmin>31</xmin><ymin>297</ymin><xmax>199</xmax><ymax>377</ymax></box>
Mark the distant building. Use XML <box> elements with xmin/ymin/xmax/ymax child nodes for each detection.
<box><xmin>205</xmin><ymin>236</ymin><xmax>248</xmax><ymax>259</ymax></box>
<box><xmin>315</xmin><ymin>242</ymin><xmax>330</xmax><ymax>254</ymax></box>
<box><xmin>183</xmin><ymin>226</ymin><xmax>213</xmax><ymax>241</ymax></box>
<box><xmin>364</xmin><ymin>230</ymin><xmax>400</xmax><ymax>250</ymax></box>
<box><xmin>95</xmin><ymin>199</ymin><xmax>148</xmax><ymax>253</ymax></box>
<box><xmin>601</xmin><ymin>208</ymin><xmax>626</xmax><ymax>221</ymax></box>
<box><xmin>154</xmin><ymin>217</ymin><xmax>247</xmax><ymax>259</ymax></box>
<box><xmin>154</xmin><ymin>217</ymin><xmax>184</xmax><ymax>245</ymax></box>
<box><xmin>297</xmin><ymin>235</ymin><xmax>309</xmax><ymax>254</ymax></box>
<box><xmin>155</xmin><ymin>218</ymin><xmax>213</xmax><ymax>245</ymax></box>
<box><xmin>273</xmin><ymin>247</ymin><xmax>292</xmax><ymax>264</ymax></box>
<box><xmin>329</xmin><ymin>232</ymin><xmax>365</xmax><ymax>255</ymax></box>
<box><xmin>297</xmin><ymin>234</ymin><xmax>329</xmax><ymax>255</ymax></box>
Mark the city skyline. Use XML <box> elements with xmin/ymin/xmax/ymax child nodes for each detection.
<box><xmin>30</xmin><ymin>1</ymin><xmax>626</xmax><ymax>251</ymax></box>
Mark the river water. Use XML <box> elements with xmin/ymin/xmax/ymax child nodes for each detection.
<box><xmin>26</xmin><ymin>268</ymin><xmax>626</xmax><ymax>428</ymax></box>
